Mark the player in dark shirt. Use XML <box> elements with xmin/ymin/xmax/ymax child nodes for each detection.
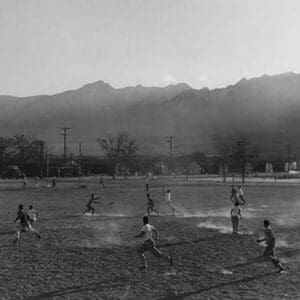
<box><xmin>12</xmin><ymin>204</ymin><xmax>41</xmax><ymax>245</ymax></box>
<box><xmin>84</xmin><ymin>193</ymin><xmax>100</xmax><ymax>215</ymax></box>
<box><xmin>145</xmin><ymin>176</ymin><xmax>150</xmax><ymax>191</ymax></box>
<box><xmin>146</xmin><ymin>193</ymin><xmax>159</xmax><ymax>216</ymax></box>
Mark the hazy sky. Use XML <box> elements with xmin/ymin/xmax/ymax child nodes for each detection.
<box><xmin>1</xmin><ymin>0</ymin><xmax>299</xmax><ymax>96</ymax></box>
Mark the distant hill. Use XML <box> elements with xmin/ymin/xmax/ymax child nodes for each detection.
<box><xmin>1</xmin><ymin>72</ymin><xmax>300</xmax><ymax>157</ymax></box>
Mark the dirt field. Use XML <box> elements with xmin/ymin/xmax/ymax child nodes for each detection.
<box><xmin>0</xmin><ymin>177</ymin><xmax>299</xmax><ymax>299</ymax></box>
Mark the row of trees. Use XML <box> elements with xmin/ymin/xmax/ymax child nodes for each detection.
<box><xmin>0</xmin><ymin>133</ymin><xmax>289</xmax><ymax>180</ymax></box>
<box><xmin>98</xmin><ymin>134</ymin><xmax>289</xmax><ymax>182</ymax></box>
<box><xmin>0</xmin><ymin>133</ymin><xmax>141</xmax><ymax>178</ymax></box>
<box><xmin>0</xmin><ymin>135</ymin><xmax>45</xmax><ymax>168</ymax></box>
<box><xmin>98</xmin><ymin>134</ymin><xmax>265</xmax><ymax>182</ymax></box>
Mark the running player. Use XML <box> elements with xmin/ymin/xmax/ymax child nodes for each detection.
<box><xmin>257</xmin><ymin>220</ymin><xmax>284</xmax><ymax>273</ymax></box>
<box><xmin>84</xmin><ymin>193</ymin><xmax>100</xmax><ymax>215</ymax></box>
<box><xmin>230</xmin><ymin>201</ymin><xmax>242</xmax><ymax>234</ymax></box>
<box><xmin>99</xmin><ymin>175</ymin><xmax>105</xmax><ymax>189</ymax></box>
<box><xmin>145</xmin><ymin>176</ymin><xmax>150</xmax><ymax>191</ymax></box>
<box><xmin>135</xmin><ymin>216</ymin><xmax>173</xmax><ymax>270</ymax></box>
<box><xmin>230</xmin><ymin>185</ymin><xmax>239</xmax><ymax>203</ymax></box>
<box><xmin>12</xmin><ymin>204</ymin><xmax>41</xmax><ymax>245</ymax></box>
<box><xmin>52</xmin><ymin>177</ymin><xmax>56</xmax><ymax>189</ymax></box>
<box><xmin>146</xmin><ymin>193</ymin><xmax>159</xmax><ymax>216</ymax></box>
<box><xmin>28</xmin><ymin>205</ymin><xmax>39</xmax><ymax>225</ymax></box>
<box><xmin>35</xmin><ymin>177</ymin><xmax>40</xmax><ymax>189</ymax></box>
<box><xmin>237</xmin><ymin>185</ymin><xmax>247</xmax><ymax>205</ymax></box>
<box><xmin>22</xmin><ymin>178</ymin><xmax>27</xmax><ymax>190</ymax></box>
<box><xmin>163</xmin><ymin>187</ymin><xmax>176</xmax><ymax>213</ymax></box>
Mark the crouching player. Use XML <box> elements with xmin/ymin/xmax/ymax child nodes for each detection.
<box><xmin>135</xmin><ymin>216</ymin><xmax>173</xmax><ymax>270</ymax></box>
<box><xmin>12</xmin><ymin>204</ymin><xmax>41</xmax><ymax>245</ymax></box>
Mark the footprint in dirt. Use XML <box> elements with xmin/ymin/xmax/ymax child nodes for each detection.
<box><xmin>164</xmin><ymin>268</ymin><xmax>177</xmax><ymax>276</ymax></box>
<box><xmin>221</xmin><ymin>268</ymin><xmax>233</xmax><ymax>275</ymax></box>
<box><xmin>120</xmin><ymin>284</ymin><xmax>131</xmax><ymax>299</ymax></box>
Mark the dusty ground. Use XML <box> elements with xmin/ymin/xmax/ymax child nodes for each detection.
<box><xmin>0</xmin><ymin>177</ymin><xmax>299</xmax><ymax>299</ymax></box>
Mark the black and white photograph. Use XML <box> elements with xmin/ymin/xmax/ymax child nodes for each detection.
<box><xmin>0</xmin><ymin>1</ymin><xmax>299</xmax><ymax>299</ymax></box>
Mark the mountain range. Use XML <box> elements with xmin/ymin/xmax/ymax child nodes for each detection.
<box><xmin>1</xmin><ymin>72</ymin><xmax>300</xmax><ymax>157</ymax></box>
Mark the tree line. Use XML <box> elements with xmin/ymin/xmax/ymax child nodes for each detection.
<box><xmin>0</xmin><ymin>133</ymin><xmax>288</xmax><ymax>180</ymax></box>
<box><xmin>0</xmin><ymin>135</ymin><xmax>45</xmax><ymax>173</ymax></box>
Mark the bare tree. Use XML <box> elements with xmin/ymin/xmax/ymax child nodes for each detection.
<box><xmin>215</xmin><ymin>137</ymin><xmax>231</xmax><ymax>182</ymax></box>
<box><xmin>98</xmin><ymin>133</ymin><xmax>140</xmax><ymax>179</ymax></box>
<box><xmin>120</xmin><ymin>137</ymin><xmax>140</xmax><ymax>179</ymax></box>
<box><xmin>218</xmin><ymin>143</ymin><xmax>231</xmax><ymax>183</ymax></box>
<box><xmin>231</xmin><ymin>137</ymin><xmax>259</xmax><ymax>183</ymax></box>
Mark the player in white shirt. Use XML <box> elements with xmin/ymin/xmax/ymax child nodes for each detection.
<box><xmin>135</xmin><ymin>216</ymin><xmax>173</xmax><ymax>270</ymax></box>
<box><xmin>99</xmin><ymin>175</ymin><xmax>105</xmax><ymax>189</ymax></box>
<box><xmin>230</xmin><ymin>185</ymin><xmax>239</xmax><ymax>203</ymax></box>
<box><xmin>257</xmin><ymin>220</ymin><xmax>284</xmax><ymax>273</ymax></box>
<box><xmin>237</xmin><ymin>185</ymin><xmax>247</xmax><ymax>205</ymax></box>
<box><xmin>35</xmin><ymin>177</ymin><xmax>40</xmax><ymax>189</ymax></box>
<box><xmin>230</xmin><ymin>201</ymin><xmax>242</xmax><ymax>234</ymax></box>
<box><xmin>22</xmin><ymin>177</ymin><xmax>27</xmax><ymax>190</ymax></box>
<box><xmin>163</xmin><ymin>187</ymin><xmax>176</xmax><ymax>213</ymax></box>
<box><xmin>28</xmin><ymin>205</ymin><xmax>39</xmax><ymax>224</ymax></box>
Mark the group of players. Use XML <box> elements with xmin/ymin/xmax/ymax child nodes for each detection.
<box><xmin>146</xmin><ymin>187</ymin><xmax>176</xmax><ymax>216</ymax></box>
<box><xmin>136</xmin><ymin>180</ymin><xmax>284</xmax><ymax>272</ymax></box>
<box><xmin>12</xmin><ymin>175</ymin><xmax>284</xmax><ymax>273</ymax></box>
<box><xmin>12</xmin><ymin>204</ymin><xmax>40</xmax><ymax>245</ymax></box>
<box><xmin>228</xmin><ymin>184</ymin><xmax>284</xmax><ymax>273</ymax></box>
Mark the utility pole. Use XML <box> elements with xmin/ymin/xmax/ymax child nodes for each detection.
<box><xmin>78</xmin><ymin>141</ymin><xmax>82</xmax><ymax>188</ymax></box>
<box><xmin>79</xmin><ymin>141</ymin><xmax>82</xmax><ymax>157</ymax></box>
<box><xmin>46</xmin><ymin>147</ymin><xmax>50</xmax><ymax>184</ymax></box>
<box><xmin>166</xmin><ymin>136</ymin><xmax>175</xmax><ymax>175</ymax></box>
<box><xmin>60</xmin><ymin>127</ymin><xmax>71</xmax><ymax>173</ymax></box>
<box><xmin>287</xmin><ymin>144</ymin><xmax>291</xmax><ymax>171</ymax></box>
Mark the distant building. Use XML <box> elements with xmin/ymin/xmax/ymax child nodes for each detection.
<box><xmin>285</xmin><ymin>161</ymin><xmax>298</xmax><ymax>172</ymax></box>
<box><xmin>61</xmin><ymin>160</ymin><xmax>81</xmax><ymax>177</ymax></box>
<box><xmin>218</xmin><ymin>164</ymin><xmax>228</xmax><ymax>175</ymax></box>
<box><xmin>154</xmin><ymin>161</ymin><xmax>169</xmax><ymax>175</ymax></box>
<box><xmin>189</xmin><ymin>161</ymin><xmax>202</xmax><ymax>175</ymax></box>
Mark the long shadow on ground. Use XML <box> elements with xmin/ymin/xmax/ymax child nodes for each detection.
<box><xmin>25</xmin><ymin>277</ymin><xmax>129</xmax><ymax>299</ymax></box>
<box><xmin>0</xmin><ymin>230</ymin><xmax>16</xmax><ymax>236</ymax></box>
<box><xmin>225</xmin><ymin>249</ymin><xmax>300</xmax><ymax>270</ymax></box>
<box><xmin>160</xmin><ymin>271</ymin><xmax>277</xmax><ymax>300</ymax></box>
<box><xmin>158</xmin><ymin>238</ymin><xmax>210</xmax><ymax>248</ymax></box>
